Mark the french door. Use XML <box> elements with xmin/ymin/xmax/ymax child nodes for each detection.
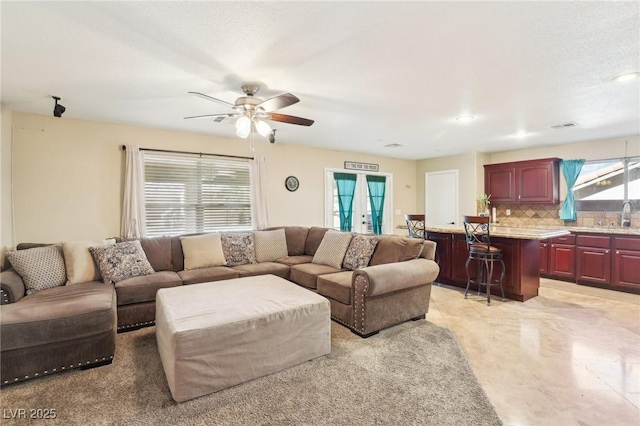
<box><xmin>324</xmin><ymin>169</ymin><xmax>392</xmax><ymax>234</ymax></box>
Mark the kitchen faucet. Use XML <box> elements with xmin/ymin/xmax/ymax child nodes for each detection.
<box><xmin>621</xmin><ymin>201</ymin><xmax>633</xmax><ymax>227</ymax></box>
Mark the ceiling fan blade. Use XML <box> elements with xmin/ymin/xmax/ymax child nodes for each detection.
<box><xmin>188</xmin><ymin>91</ymin><xmax>236</xmax><ymax>109</ymax></box>
<box><xmin>269</xmin><ymin>113</ymin><xmax>314</xmax><ymax>126</ymax></box>
<box><xmin>184</xmin><ymin>113</ymin><xmax>233</xmax><ymax>121</ymax></box>
<box><xmin>257</xmin><ymin>93</ymin><xmax>300</xmax><ymax>112</ymax></box>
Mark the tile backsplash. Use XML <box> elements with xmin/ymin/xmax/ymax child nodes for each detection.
<box><xmin>491</xmin><ymin>203</ymin><xmax>640</xmax><ymax>228</ymax></box>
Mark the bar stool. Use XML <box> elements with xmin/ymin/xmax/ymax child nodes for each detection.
<box><xmin>405</xmin><ymin>214</ymin><xmax>426</xmax><ymax>239</ymax></box>
<box><xmin>462</xmin><ymin>215</ymin><xmax>505</xmax><ymax>305</ymax></box>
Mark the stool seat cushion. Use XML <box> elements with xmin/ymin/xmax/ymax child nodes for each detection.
<box><xmin>469</xmin><ymin>244</ymin><xmax>501</xmax><ymax>253</ymax></box>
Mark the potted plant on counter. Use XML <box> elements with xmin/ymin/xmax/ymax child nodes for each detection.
<box><xmin>477</xmin><ymin>193</ymin><xmax>491</xmax><ymax>216</ymax></box>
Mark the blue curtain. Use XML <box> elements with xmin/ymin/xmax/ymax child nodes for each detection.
<box><xmin>334</xmin><ymin>173</ymin><xmax>357</xmax><ymax>231</ymax></box>
<box><xmin>366</xmin><ymin>175</ymin><xmax>386</xmax><ymax>235</ymax></box>
<box><xmin>559</xmin><ymin>159</ymin><xmax>585</xmax><ymax>221</ymax></box>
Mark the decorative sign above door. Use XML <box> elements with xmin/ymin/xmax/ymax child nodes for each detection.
<box><xmin>344</xmin><ymin>161</ymin><xmax>379</xmax><ymax>172</ymax></box>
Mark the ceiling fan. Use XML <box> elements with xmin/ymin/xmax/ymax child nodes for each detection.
<box><xmin>184</xmin><ymin>85</ymin><xmax>314</xmax><ymax>140</ymax></box>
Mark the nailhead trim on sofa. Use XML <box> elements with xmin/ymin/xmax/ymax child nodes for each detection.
<box><xmin>2</xmin><ymin>355</ymin><xmax>114</xmax><ymax>385</ymax></box>
<box><xmin>117</xmin><ymin>320</ymin><xmax>155</xmax><ymax>332</ymax></box>
<box><xmin>353</xmin><ymin>275</ymin><xmax>369</xmax><ymax>335</ymax></box>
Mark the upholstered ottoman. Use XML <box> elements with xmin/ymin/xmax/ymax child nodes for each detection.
<box><xmin>156</xmin><ymin>274</ymin><xmax>331</xmax><ymax>402</ymax></box>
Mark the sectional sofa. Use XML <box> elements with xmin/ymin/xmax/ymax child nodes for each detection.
<box><xmin>0</xmin><ymin>226</ymin><xmax>439</xmax><ymax>385</ymax></box>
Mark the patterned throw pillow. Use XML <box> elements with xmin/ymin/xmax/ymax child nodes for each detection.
<box><xmin>221</xmin><ymin>233</ymin><xmax>257</xmax><ymax>266</ymax></box>
<box><xmin>6</xmin><ymin>245</ymin><xmax>67</xmax><ymax>295</ymax></box>
<box><xmin>312</xmin><ymin>230</ymin><xmax>353</xmax><ymax>269</ymax></box>
<box><xmin>343</xmin><ymin>235</ymin><xmax>379</xmax><ymax>270</ymax></box>
<box><xmin>253</xmin><ymin>229</ymin><xmax>289</xmax><ymax>262</ymax></box>
<box><xmin>89</xmin><ymin>240</ymin><xmax>155</xmax><ymax>285</ymax></box>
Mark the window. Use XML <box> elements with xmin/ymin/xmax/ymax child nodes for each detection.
<box><xmin>574</xmin><ymin>157</ymin><xmax>640</xmax><ymax>211</ymax></box>
<box><xmin>144</xmin><ymin>152</ymin><xmax>252</xmax><ymax>237</ymax></box>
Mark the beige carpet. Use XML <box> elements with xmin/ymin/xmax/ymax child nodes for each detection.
<box><xmin>0</xmin><ymin>321</ymin><xmax>501</xmax><ymax>426</ymax></box>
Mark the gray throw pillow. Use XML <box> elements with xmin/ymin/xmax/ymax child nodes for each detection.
<box><xmin>343</xmin><ymin>235</ymin><xmax>379</xmax><ymax>270</ymax></box>
<box><xmin>89</xmin><ymin>240</ymin><xmax>155</xmax><ymax>285</ymax></box>
<box><xmin>6</xmin><ymin>245</ymin><xmax>67</xmax><ymax>294</ymax></box>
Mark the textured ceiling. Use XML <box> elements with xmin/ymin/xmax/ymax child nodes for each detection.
<box><xmin>1</xmin><ymin>1</ymin><xmax>639</xmax><ymax>160</ymax></box>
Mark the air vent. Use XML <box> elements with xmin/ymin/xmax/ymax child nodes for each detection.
<box><xmin>551</xmin><ymin>122</ymin><xmax>579</xmax><ymax>129</ymax></box>
<box><xmin>384</xmin><ymin>143</ymin><xmax>405</xmax><ymax>148</ymax></box>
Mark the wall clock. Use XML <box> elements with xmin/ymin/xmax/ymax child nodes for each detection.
<box><xmin>285</xmin><ymin>176</ymin><xmax>299</xmax><ymax>192</ymax></box>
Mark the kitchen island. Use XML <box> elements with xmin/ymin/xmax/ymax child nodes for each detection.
<box><xmin>425</xmin><ymin>225</ymin><xmax>570</xmax><ymax>301</ymax></box>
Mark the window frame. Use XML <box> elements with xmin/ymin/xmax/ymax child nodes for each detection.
<box><xmin>574</xmin><ymin>157</ymin><xmax>640</xmax><ymax>212</ymax></box>
<box><xmin>143</xmin><ymin>151</ymin><xmax>253</xmax><ymax>237</ymax></box>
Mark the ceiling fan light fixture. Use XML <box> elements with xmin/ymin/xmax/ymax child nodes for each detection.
<box><xmin>255</xmin><ymin>119</ymin><xmax>272</xmax><ymax>137</ymax></box>
<box><xmin>236</xmin><ymin>116</ymin><xmax>251</xmax><ymax>138</ymax></box>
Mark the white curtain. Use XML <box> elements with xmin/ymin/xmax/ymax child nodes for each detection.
<box><xmin>250</xmin><ymin>156</ymin><xmax>270</xmax><ymax>230</ymax></box>
<box><xmin>121</xmin><ymin>144</ymin><xmax>146</xmax><ymax>238</ymax></box>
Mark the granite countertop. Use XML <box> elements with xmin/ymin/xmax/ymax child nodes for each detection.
<box><xmin>421</xmin><ymin>223</ymin><xmax>640</xmax><ymax>239</ymax></box>
<box><xmin>423</xmin><ymin>224</ymin><xmax>570</xmax><ymax>240</ymax></box>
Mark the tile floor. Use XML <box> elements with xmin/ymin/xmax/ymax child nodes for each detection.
<box><xmin>427</xmin><ymin>279</ymin><xmax>640</xmax><ymax>426</ymax></box>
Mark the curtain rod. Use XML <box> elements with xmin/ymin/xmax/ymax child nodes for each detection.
<box><xmin>582</xmin><ymin>155</ymin><xmax>640</xmax><ymax>164</ymax></box>
<box><xmin>121</xmin><ymin>145</ymin><xmax>253</xmax><ymax>161</ymax></box>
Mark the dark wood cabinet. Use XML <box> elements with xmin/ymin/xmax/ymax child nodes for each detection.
<box><xmin>576</xmin><ymin>235</ymin><xmax>611</xmax><ymax>285</ymax></box>
<box><xmin>484</xmin><ymin>164</ymin><xmax>516</xmax><ymax>203</ymax></box>
<box><xmin>549</xmin><ymin>235</ymin><xmax>576</xmax><ymax>279</ymax></box>
<box><xmin>452</xmin><ymin>235</ymin><xmax>473</xmax><ymax>284</ymax></box>
<box><xmin>540</xmin><ymin>239</ymin><xmax>549</xmax><ymax>275</ymax></box>
<box><xmin>612</xmin><ymin>237</ymin><xmax>640</xmax><ymax>291</ymax></box>
<box><xmin>429</xmin><ymin>232</ymin><xmax>540</xmax><ymax>301</ymax></box>
<box><xmin>485</xmin><ymin>158</ymin><xmax>560</xmax><ymax>204</ymax></box>
<box><xmin>427</xmin><ymin>232</ymin><xmax>453</xmax><ymax>281</ymax></box>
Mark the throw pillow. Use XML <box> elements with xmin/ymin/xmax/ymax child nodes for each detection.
<box><xmin>89</xmin><ymin>240</ymin><xmax>155</xmax><ymax>285</ymax></box>
<box><xmin>7</xmin><ymin>245</ymin><xmax>67</xmax><ymax>295</ymax></box>
<box><xmin>343</xmin><ymin>234</ymin><xmax>379</xmax><ymax>270</ymax></box>
<box><xmin>221</xmin><ymin>233</ymin><xmax>257</xmax><ymax>266</ymax></box>
<box><xmin>180</xmin><ymin>233</ymin><xmax>227</xmax><ymax>270</ymax></box>
<box><xmin>253</xmin><ymin>229</ymin><xmax>289</xmax><ymax>262</ymax></box>
<box><xmin>312</xmin><ymin>230</ymin><xmax>353</xmax><ymax>269</ymax></box>
<box><xmin>62</xmin><ymin>238</ymin><xmax>116</xmax><ymax>285</ymax></box>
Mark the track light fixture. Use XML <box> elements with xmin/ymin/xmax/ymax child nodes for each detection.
<box><xmin>269</xmin><ymin>129</ymin><xmax>277</xmax><ymax>144</ymax></box>
<box><xmin>52</xmin><ymin>96</ymin><xmax>66</xmax><ymax>118</ymax></box>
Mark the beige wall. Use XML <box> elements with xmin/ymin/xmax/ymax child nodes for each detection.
<box><xmin>8</xmin><ymin>111</ymin><xmax>417</xmax><ymax>243</ymax></box>
<box><xmin>1</xmin><ymin>108</ymin><xmax>14</xmax><ymax>266</ymax></box>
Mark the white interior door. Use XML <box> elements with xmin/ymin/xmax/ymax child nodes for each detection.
<box><xmin>425</xmin><ymin>170</ymin><xmax>459</xmax><ymax>225</ymax></box>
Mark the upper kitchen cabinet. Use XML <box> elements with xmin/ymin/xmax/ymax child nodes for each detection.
<box><xmin>485</xmin><ymin>158</ymin><xmax>560</xmax><ymax>204</ymax></box>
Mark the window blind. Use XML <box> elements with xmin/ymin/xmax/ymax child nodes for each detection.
<box><xmin>144</xmin><ymin>152</ymin><xmax>252</xmax><ymax>237</ymax></box>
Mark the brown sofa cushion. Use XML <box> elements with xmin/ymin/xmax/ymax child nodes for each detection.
<box><xmin>114</xmin><ymin>271</ymin><xmax>182</xmax><ymax>306</ymax></box>
<box><xmin>368</xmin><ymin>235</ymin><xmax>424</xmax><ymax>266</ymax></box>
<box><xmin>140</xmin><ymin>236</ymin><xmax>174</xmax><ymax>272</ymax></box>
<box><xmin>317</xmin><ymin>271</ymin><xmax>354</xmax><ymax>305</ymax></box>
<box><xmin>231</xmin><ymin>262</ymin><xmax>290</xmax><ymax>279</ymax></box>
<box><xmin>304</xmin><ymin>227</ymin><xmax>329</xmax><ymax>256</ymax></box>
<box><xmin>277</xmin><ymin>255</ymin><xmax>313</xmax><ymax>267</ymax></box>
<box><xmin>0</xmin><ymin>283</ymin><xmax>116</xmax><ymax>351</ymax></box>
<box><xmin>177</xmin><ymin>266</ymin><xmax>239</xmax><ymax>285</ymax></box>
<box><xmin>419</xmin><ymin>240</ymin><xmax>437</xmax><ymax>261</ymax></box>
<box><xmin>283</xmin><ymin>227</ymin><xmax>309</xmax><ymax>256</ymax></box>
<box><xmin>290</xmin><ymin>262</ymin><xmax>343</xmax><ymax>289</ymax></box>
